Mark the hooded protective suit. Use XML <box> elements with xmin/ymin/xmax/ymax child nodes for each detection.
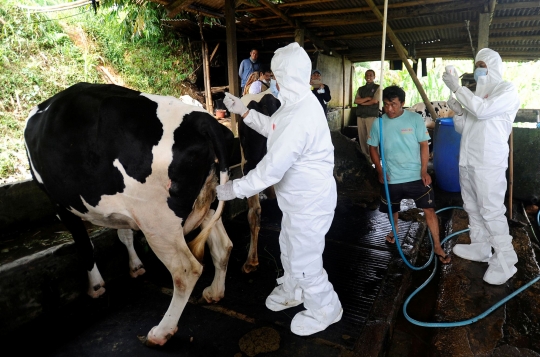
<box><xmin>450</xmin><ymin>48</ymin><xmax>520</xmax><ymax>285</ymax></box>
<box><xmin>231</xmin><ymin>43</ymin><xmax>342</xmax><ymax>335</ymax></box>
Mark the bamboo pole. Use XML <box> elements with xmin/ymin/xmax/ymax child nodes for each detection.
<box><xmin>198</xmin><ymin>17</ymin><xmax>213</xmax><ymax>114</ymax></box>
<box><xmin>365</xmin><ymin>0</ymin><xmax>438</xmax><ymax>121</ymax></box>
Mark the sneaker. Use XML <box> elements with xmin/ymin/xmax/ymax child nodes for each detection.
<box><xmin>265</xmin><ymin>285</ymin><xmax>303</xmax><ymax>312</ymax></box>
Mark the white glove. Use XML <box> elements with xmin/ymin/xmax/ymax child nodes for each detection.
<box><xmin>442</xmin><ymin>72</ymin><xmax>460</xmax><ymax>93</ymax></box>
<box><xmin>447</xmin><ymin>97</ymin><xmax>463</xmax><ymax>116</ymax></box>
<box><xmin>223</xmin><ymin>92</ymin><xmax>249</xmax><ymax>116</ymax></box>
<box><xmin>216</xmin><ymin>181</ymin><xmax>236</xmax><ymax>201</ymax></box>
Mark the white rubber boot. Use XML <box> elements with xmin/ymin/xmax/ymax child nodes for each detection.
<box><xmin>265</xmin><ymin>276</ymin><xmax>303</xmax><ymax>312</ymax></box>
<box><xmin>290</xmin><ymin>302</ymin><xmax>343</xmax><ymax>336</ymax></box>
<box><xmin>452</xmin><ymin>225</ymin><xmax>492</xmax><ymax>262</ymax></box>
<box><xmin>483</xmin><ymin>234</ymin><xmax>518</xmax><ymax>285</ymax></box>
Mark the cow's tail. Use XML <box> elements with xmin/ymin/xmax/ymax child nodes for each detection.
<box><xmin>188</xmin><ymin>171</ymin><xmax>228</xmax><ymax>262</ymax></box>
<box><xmin>187</xmin><ymin>115</ymin><xmax>233</xmax><ymax>262</ymax></box>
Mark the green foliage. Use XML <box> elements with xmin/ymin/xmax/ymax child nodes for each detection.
<box><xmin>73</xmin><ymin>0</ymin><xmax>197</xmax><ymax>95</ymax></box>
<box><xmin>0</xmin><ymin>0</ymin><xmax>102</xmax><ymax>182</ymax></box>
<box><xmin>0</xmin><ymin>0</ymin><xmax>198</xmax><ymax>183</ymax></box>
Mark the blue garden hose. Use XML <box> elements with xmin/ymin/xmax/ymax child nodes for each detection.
<box><xmin>378</xmin><ymin>116</ymin><xmax>540</xmax><ymax>327</ymax></box>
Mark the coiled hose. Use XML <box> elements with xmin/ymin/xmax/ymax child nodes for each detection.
<box><xmin>378</xmin><ymin>116</ymin><xmax>540</xmax><ymax>327</ymax></box>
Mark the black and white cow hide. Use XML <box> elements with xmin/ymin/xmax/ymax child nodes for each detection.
<box><xmin>406</xmin><ymin>101</ymin><xmax>455</xmax><ymax>129</ymax></box>
<box><xmin>24</xmin><ymin>82</ymin><xmax>234</xmax><ymax>346</ymax></box>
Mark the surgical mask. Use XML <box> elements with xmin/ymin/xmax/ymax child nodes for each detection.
<box><xmin>270</xmin><ymin>79</ymin><xmax>279</xmax><ymax>97</ymax></box>
<box><xmin>474</xmin><ymin>67</ymin><xmax>488</xmax><ymax>82</ymax></box>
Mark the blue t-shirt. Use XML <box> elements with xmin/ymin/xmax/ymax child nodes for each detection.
<box><xmin>367</xmin><ymin>110</ymin><xmax>430</xmax><ymax>184</ymax></box>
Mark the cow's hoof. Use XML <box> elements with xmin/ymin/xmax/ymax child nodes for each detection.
<box><xmin>242</xmin><ymin>263</ymin><xmax>258</xmax><ymax>274</ymax></box>
<box><xmin>142</xmin><ymin>326</ymin><xmax>177</xmax><ymax>347</ymax></box>
<box><xmin>88</xmin><ymin>285</ymin><xmax>106</xmax><ymax>298</ymax></box>
<box><xmin>202</xmin><ymin>287</ymin><xmax>222</xmax><ymax>303</ymax></box>
<box><xmin>130</xmin><ymin>265</ymin><xmax>146</xmax><ymax>278</ymax></box>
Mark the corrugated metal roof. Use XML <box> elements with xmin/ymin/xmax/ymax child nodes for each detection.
<box><xmin>154</xmin><ymin>0</ymin><xmax>540</xmax><ymax>62</ymax></box>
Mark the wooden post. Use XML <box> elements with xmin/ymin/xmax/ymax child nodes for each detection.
<box><xmin>478</xmin><ymin>12</ymin><xmax>490</xmax><ymax>53</ymax></box>
<box><xmin>198</xmin><ymin>17</ymin><xmax>213</xmax><ymax>115</ymax></box>
<box><xmin>349</xmin><ymin>64</ymin><xmax>355</xmax><ymax>104</ymax></box>
<box><xmin>509</xmin><ymin>129</ymin><xmax>514</xmax><ymax>219</ymax></box>
<box><xmin>224</xmin><ymin>0</ymin><xmax>239</xmax><ymax>137</ymax></box>
<box><xmin>364</xmin><ymin>0</ymin><xmax>438</xmax><ymax>120</ymax></box>
<box><xmin>295</xmin><ymin>28</ymin><xmax>305</xmax><ymax>47</ymax></box>
<box><xmin>342</xmin><ymin>55</ymin><xmax>346</xmax><ymax>130</ymax></box>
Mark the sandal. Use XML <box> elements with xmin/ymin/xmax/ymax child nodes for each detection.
<box><xmin>436</xmin><ymin>253</ymin><xmax>451</xmax><ymax>265</ymax></box>
<box><xmin>385</xmin><ymin>232</ymin><xmax>395</xmax><ymax>244</ymax></box>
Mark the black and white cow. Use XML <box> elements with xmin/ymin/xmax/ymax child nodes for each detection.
<box><xmin>237</xmin><ymin>91</ymin><xmax>281</xmax><ymax>273</ymax></box>
<box><xmin>406</xmin><ymin>101</ymin><xmax>455</xmax><ymax>129</ymax></box>
<box><xmin>24</xmin><ymin>82</ymin><xmax>234</xmax><ymax>346</ymax></box>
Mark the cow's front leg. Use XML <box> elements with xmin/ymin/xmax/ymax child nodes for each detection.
<box><xmin>201</xmin><ymin>211</ymin><xmax>233</xmax><ymax>303</ymax></box>
<box><xmin>144</xmin><ymin>248</ymin><xmax>203</xmax><ymax>346</ymax></box>
<box><xmin>117</xmin><ymin>229</ymin><xmax>146</xmax><ymax>278</ymax></box>
<box><xmin>243</xmin><ymin>194</ymin><xmax>261</xmax><ymax>273</ymax></box>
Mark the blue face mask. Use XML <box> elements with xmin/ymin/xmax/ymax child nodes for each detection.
<box><xmin>474</xmin><ymin>67</ymin><xmax>488</xmax><ymax>82</ymax></box>
<box><xmin>270</xmin><ymin>79</ymin><xmax>279</xmax><ymax>97</ymax></box>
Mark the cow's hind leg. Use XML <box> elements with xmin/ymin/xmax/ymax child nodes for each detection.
<box><xmin>243</xmin><ymin>194</ymin><xmax>261</xmax><ymax>273</ymax></box>
<box><xmin>117</xmin><ymin>229</ymin><xmax>146</xmax><ymax>278</ymax></box>
<box><xmin>143</xmin><ymin>237</ymin><xmax>202</xmax><ymax>346</ymax></box>
<box><xmin>55</xmin><ymin>206</ymin><xmax>105</xmax><ymax>298</ymax></box>
<box><xmin>201</xmin><ymin>211</ymin><xmax>233</xmax><ymax>303</ymax></box>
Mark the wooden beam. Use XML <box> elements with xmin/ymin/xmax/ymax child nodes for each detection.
<box><xmin>146</xmin><ymin>0</ymin><xmax>169</xmax><ymax>5</ymax></box>
<box><xmin>257</xmin><ymin>0</ymin><xmax>333</xmax><ymax>54</ymax></box>
<box><xmin>496</xmin><ymin>1</ymin><xmax>540</xmax><ymax>10</ymax></box>
<box><xmin>290</xmin><ymin>0</ymin><xmax>456</xmax><ymax>17</ymax></box>
<box><xmin>490</xmin><ymin>25</ymin><xmax>539</xmax><ymax>34</ymax></box>
<box><xmin>237</xmin><ymin>0</ymin><xmax>336</xmax><ymax>12</ymax></box>
<box><xmin>166</xmin><ymin>0</ymin><xmax>195</xmax><ymax>18</ymax></box>
<box><xmin>300</xmin><ymin>3</ymin><xmax>482</xmax><ymax>27</ymax></box>
<box><xmin>209</xmin><ymin>42</ymin><xmax>220</xmax><ymax>62</ymax></box>
<box><xmin>364</xmin><ymin>0</ymin><xmax>437</xmax><ymax>120</ymax></box>
<box><xmin>185</xmin><ymin>4</ymin><xmax>224</xmax><ymax>18</ymax></box>
<box><xmin>224</xmin><ymin>0</ymin><xmax>239</xmax><ymax>137</ymax></box>
<box><xmin>490</xmin><ymin>35</ymin><xmax>540</xmax><ymax>42</ymax></box>
<box><xmin>305</xmin><ymin>5</ymin><xmax>483</xmax><ymax>27</ymax></box>
<box><xmin>237</xmin><ymin>34</ymin><xmax>312</xmax><ymax>41</ymax></box>
<box><xmin>492</xmin><ymin>15</ymin><xmax>540</xmax><ymax>24</ymax></box>
<box><xmin>322</xmin><ymin>22</ymin><xmax>466</xmax><ymax>40</ymax></box>
<box><xmin>251</xmin><ymin>0</ymin><xmax>460</xmax><ymax>21</ymax></box>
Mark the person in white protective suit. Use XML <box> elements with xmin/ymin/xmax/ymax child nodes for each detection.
<box><xmin>217</xmin><ymin>42</ymin><xmax>342</xmax><ymax>335</ymax></box>
<box><xmin>442</xmin><ymin>48</ymin><xmax>520</xmax><ymax>285</ymax></box>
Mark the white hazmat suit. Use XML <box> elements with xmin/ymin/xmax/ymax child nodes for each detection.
<box><xmin>220</xmin><ymin>43</ymin><xmax>342</xmax><ymax>335</ymax></box>
<box><xmin>444</xmin><ymin>48</ymin><xmax>520</xmax><ymax>285</ymax></box>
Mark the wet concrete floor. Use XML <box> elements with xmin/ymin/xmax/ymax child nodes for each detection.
<box><xmin>1</xmin><ymin>193</ymin><xmax>423</xmax><ymax>357</ymax></box>
<box><xmin>3</xmin><ymin>185</ymin><xmax>540</xmax><ymax>357</ymax></box>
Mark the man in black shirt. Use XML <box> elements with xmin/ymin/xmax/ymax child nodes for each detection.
<box><xmin>355</xmin><ymin>69</ymin><xmax>380</xmax><ymax>163</ymax></box>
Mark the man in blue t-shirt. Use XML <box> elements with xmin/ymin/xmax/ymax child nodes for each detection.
<box><xmin>367</xmin><ymin>86</ymin><xmax>450</xmax><ymax>264</ymax></box>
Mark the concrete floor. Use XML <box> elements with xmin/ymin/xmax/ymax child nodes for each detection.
<box><xmin>2</xmin><ymin>182</ymin><xmax>540</xmax><ymax>357</ymax></box>
<box><xmin>1</xmin><ymin>193</ymin><xmax>421</xmax><ymax>357</ymax></box>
